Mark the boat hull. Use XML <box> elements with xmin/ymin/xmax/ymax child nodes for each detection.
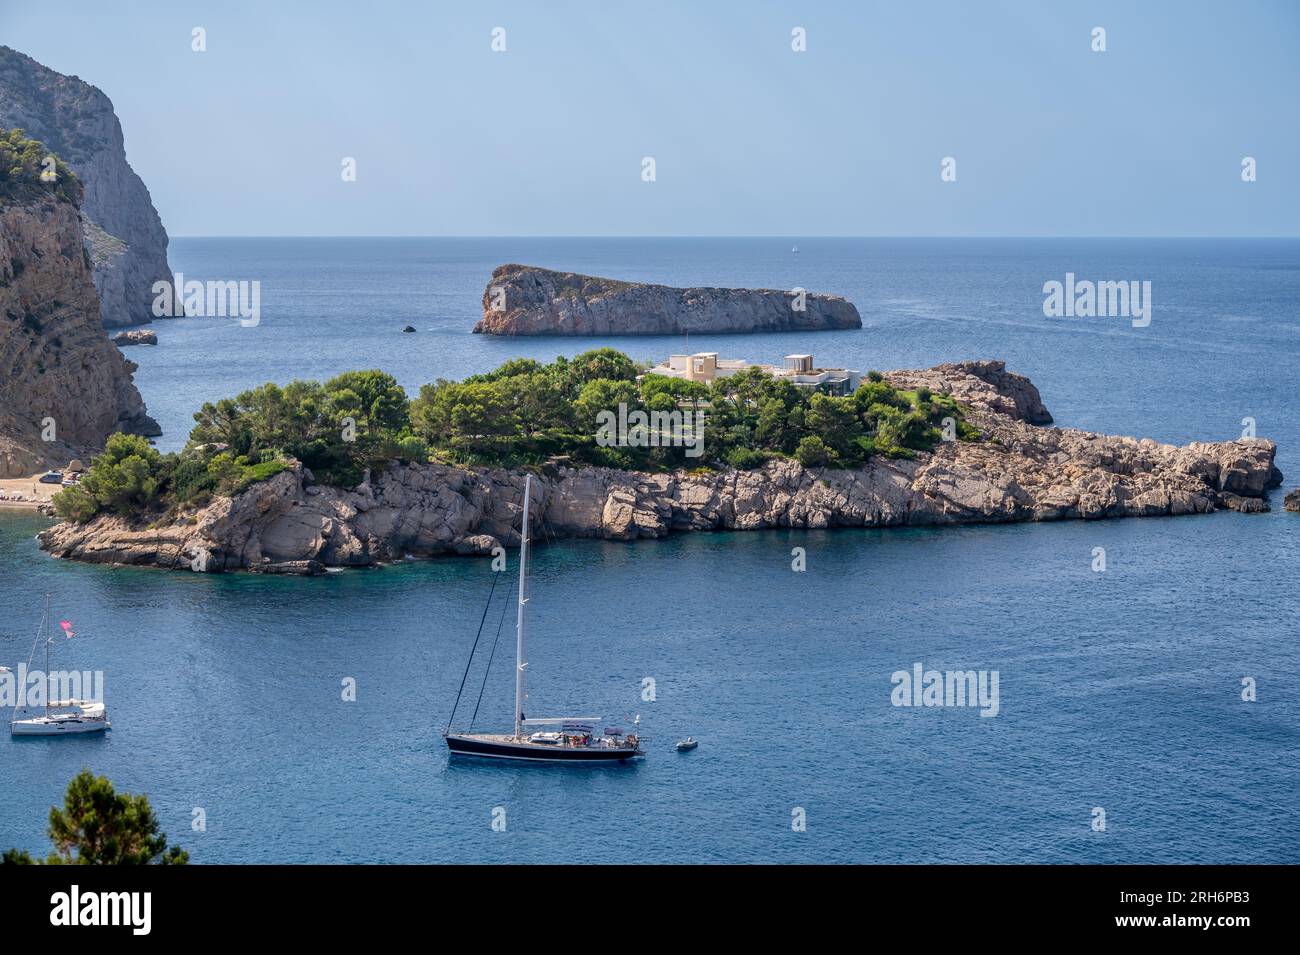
<box><xmin>445</xmin><ymin>734</ymin><xmax>643</xmax><ymax>763</ymax></box>
<box><xmin>11</xmin><ymin>718</ymin><xmax>109</xmax><ymax>736</ymax></box>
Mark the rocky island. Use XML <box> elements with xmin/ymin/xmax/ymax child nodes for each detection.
<box><xmin>37</xmin><ymin>359</ymin><xmax>1282</xmax><ymax>574</ymax></box>
<box><xmin>474</xmin><ymin>264</ymin><xmax>862</xmax><ymax>336</ymax></box>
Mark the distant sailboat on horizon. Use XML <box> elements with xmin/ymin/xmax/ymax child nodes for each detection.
<box><xmin>443</xmin><ymin>475</ymin><xmax>644</xmax><ymax>763</ymax></box>
<box><xmin>791</xmin><ymin>244</ymin><xmax>799</xmax><ymax>253</ymax></box>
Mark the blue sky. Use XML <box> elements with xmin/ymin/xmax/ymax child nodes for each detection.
<box><xmin>4</xmin><ymin>0</ymin><xmax>1297</xmax><ymax>236</ymax></box>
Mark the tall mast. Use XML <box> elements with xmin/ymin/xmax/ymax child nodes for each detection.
<box><xmin>514</xmin><ymin>475</ymin><xmax>531</xmax><ymax>739</ymax></box>
<box><xmin>42</xmin><ymin>593</ymin><xmax>51</xmax><ymax>717</ymax></box>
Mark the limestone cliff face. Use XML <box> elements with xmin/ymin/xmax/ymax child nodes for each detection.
<box><xmin>38</xmin><ymin>362</ymin><xmax>1282</xmax><ymax>572</ymax></box>
<box><xmin>474</xmin><ymin>264</ymin><xmax>863</xmax><ymax>335</ymax></box>
<box><xmin>0</xmin><ymin>46</ymin><xmax>174</xmax><ymax>328</ymax></box>
<box><xmin>0</xmin><ymin>190</ymin><xmax>159</xmax><ymax>477</ymax></box>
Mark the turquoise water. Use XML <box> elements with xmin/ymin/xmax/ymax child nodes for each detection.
<box><xmin>1</xmin><ymin>238</ymin><xmax>1298</xmax><ymax>863</ymax></box>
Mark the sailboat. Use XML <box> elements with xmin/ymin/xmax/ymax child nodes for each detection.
<box><xmin>9</xmin><ymin>595</ymin><xmax>109</xmax><ymax>736</ymax></box>
<box><xmin>444</xmin><ymin>475</ymin><xmax>644</xmax><ymax>763</ymax></box>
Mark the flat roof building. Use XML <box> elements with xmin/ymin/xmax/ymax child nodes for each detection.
<box><xmin>644</xmin><ymin>352</ymin><xmax>861</xmax><ymax>396</ymax></box>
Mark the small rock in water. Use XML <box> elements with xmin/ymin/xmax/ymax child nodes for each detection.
<box><xmin>1285</xmin><ymin>488</ymin><xmax>1300</xmax><ymax>512</ymax></box>
<box><xmin>1220</xmin><ymin>492</ymin><xmax>1269</xmax><ymax>514</ymax></box>
<box><xmin>111</xmin><ymin>329</ymin><xmax>158</xmax><ymax>346</ymax></box>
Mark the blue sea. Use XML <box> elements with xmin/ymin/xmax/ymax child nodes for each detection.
<box><xmin>2</xmin><ymin>238</ymin><xmax>1298</xmax><ymax>863</ymax></box>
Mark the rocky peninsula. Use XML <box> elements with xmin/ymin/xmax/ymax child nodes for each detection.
<box><xmin>37</xmin><ymin>361</ymin><xmax>1282</xmax><ymax>574</ymax></box>
<box><xmin>473</xmin><ymin>264</ymin><xmax>862</xmax><ymax>336</ymax></box>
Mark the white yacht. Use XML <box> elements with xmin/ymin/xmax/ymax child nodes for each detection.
<box><xmin>8</xmin><ymin>595</ymin><xmax>109</xmax><ymax>737</ymax></box>
<box><xmin>11</xmin><ymin>699</ymin><xmax>110</xmax><ymax>736</ymax></box>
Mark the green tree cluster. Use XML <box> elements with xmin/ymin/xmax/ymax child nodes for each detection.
<box><xmin>54</xmin><ymin>350</ymin><xmax>977</xmax><ymax>521</ymax></box>
<box><xmin>0</xmin><ymin>127</ymin><xmax>82</xmax><ymax>207</ymax></box>
<box><xmin>2</xmin><ymin>769</ymin><xmax>188</xmax><ymax>865</ymax></box>
<box><xmin>53</xmin><ymin>433</ymin><xmax>169</xmax><ymax>523</ymax></box>
<box><xmin>410</xmin><ymin>348</ymin><xmax>647</xmax><ymax>467</ymax></box>
<box><xmin>55</xmin><ymin>371</ymin><xmax>421</xmax><ymax>522</ymax></box>
<box><xmin>186</xmin><ymin>369</ymin><xmax>416</xmax><ymax>490</ymax></box>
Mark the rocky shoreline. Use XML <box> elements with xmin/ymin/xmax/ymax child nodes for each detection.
<box><xmin>36</xmin><ymin>361</ymin><xmax>1284</xmax><ymax>575</ymax></box>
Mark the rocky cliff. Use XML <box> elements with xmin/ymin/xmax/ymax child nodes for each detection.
<box><xmin>37</xmin><ymin>361</ymin><xmax>1282</xmax><ymax>573</ymax></box>
<box><xmin>473</xmin><ymin>264</ymin><xmax>862</xmax><ymax>335</ymax></box>
<box><xmin>1</xmin><ymin>147</ymin><xmax>159</xmax><ymax>478</ymax></box>
<box><xmin>0</xmin><ymin>46</ymin><xmax>174</xmax><ymax>328</ymax></box>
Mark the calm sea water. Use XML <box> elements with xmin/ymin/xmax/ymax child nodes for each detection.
<box><xmin>1</xmin><ymin>238</ymin><xmax>1298</xmax><ymax>863</ymax></box>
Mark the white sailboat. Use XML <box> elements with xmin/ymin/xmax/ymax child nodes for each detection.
<box><xmin>444</xmin><ymin>475</ymin><xmax>643</xmax><ymax>763</ymax></box>
<box><xmin>8</xmin><ymin>595</ymin><xmax>109</xmax><ymax>736</ymax></box>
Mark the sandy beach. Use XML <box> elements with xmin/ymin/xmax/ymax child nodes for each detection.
<box><xmin>0</xmin><ymin>476</ymin><xmax>58</xmax><ymax>509</ymax></box>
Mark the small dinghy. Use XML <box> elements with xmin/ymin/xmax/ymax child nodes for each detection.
<box><xmin>675</xmin><ymin>737</ymin><xmax>698</xmax><ymax>752</ymax></box>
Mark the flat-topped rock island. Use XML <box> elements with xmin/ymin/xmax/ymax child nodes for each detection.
<box><xmin>473</xmin><ymin>264</ymin><xmax>863</xmax><ymax>335</ymax></box>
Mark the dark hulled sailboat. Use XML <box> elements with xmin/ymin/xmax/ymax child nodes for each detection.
<box><xmin>443</xmin><ymin>475</ymin><xmax>644</xmax><ymax>764</ymax></box>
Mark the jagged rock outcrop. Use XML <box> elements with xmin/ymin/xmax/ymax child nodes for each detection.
<box><xmin>474</xmin><ymin>264</ymin><xmax>862</xmax><ymax>335</ymax></box>
<box><xmin>888</xmin><ymin>360</ymin><xmax>1053</xmax><ymax>425</ymax></box>
<box><xmin>111</xmin><ymin>329</ymin><xmax>156</xmax><ymax>346</ymax></box>
<box><xmin>1</xmin><ymin>158</ymin><xmax>159</xmax><ymax>477</ymax></box>
<box><xmin>38</xmin><ymin>362</ymin><xmax>1282</xmax><ymax>572</ymax></box>
<box><xmin>0</xmin><ymin>46</ymin><xmax>175</xmax><ymax>328</ymax></box>
<box><xmin>1285</xmin><ymin>489</ymin><xmax>1300</xmax><ymax>513</ymax></box>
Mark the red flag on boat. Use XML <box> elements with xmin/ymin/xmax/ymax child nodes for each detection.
<box><xmin>59</xmin><ymin>620</ymin><xmax>75</xmax><ymax>639</ymax></box>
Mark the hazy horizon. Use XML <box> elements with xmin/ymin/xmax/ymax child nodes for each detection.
<box><xmin>4</xmin><ymin>0</ymin><xmax>1298</xmax><ymax>238</ymax></box>
<box><xmin>164</xmin><ymin>233</ymin><xmax>1300</xmax><ymax>239</ymax></box>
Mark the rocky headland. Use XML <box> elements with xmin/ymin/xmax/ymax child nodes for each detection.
<box><xmin>1</xmin><ymin>136</ymin><xmax>160</xmax><ymax>478</ymax></box>
<box><xmin>37</xmin><ymin>361</ymin><xmax>1282</xmax><ymax>574</ymax></box>
<box><xmin>0</xmin><ymin>46</ymin><xmax>176</xmax><ymax>328</ymax></box>
<box><xmin>473</xmin><ymin>264</ymin><xmax>862</xmax><ymax>336</ymax></box>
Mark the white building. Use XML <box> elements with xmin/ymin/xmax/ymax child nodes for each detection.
<box><xmin>644</xmin><ymin>352</ymin><xmax>862</xmax><ymax>396</ymax></box>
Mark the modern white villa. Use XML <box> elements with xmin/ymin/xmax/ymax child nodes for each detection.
<box><xmin>644</xmin><ymin>352</ymin><xmax>862</xmax><ymax>396</ymax></box>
